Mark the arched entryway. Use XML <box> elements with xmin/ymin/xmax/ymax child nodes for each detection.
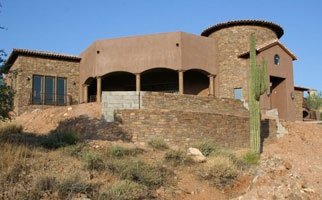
<box><xmin>184</xmin><ymin>69</ymin><xmax>210</xmax><ymax>96</ymax></box>
<box><xmin>101</xmin><ymin>71</ymin><xmax>136</xmax><ymax>91</ymax></box>
<box><xmin>84</xmin><ymin>77</ymin><xmax>97</xmax><ymax>102</ymax></box>
<box><xmin>141</xmin><ymin>68</ymin><xmax>178</xmax><ymax>93</ymax></box>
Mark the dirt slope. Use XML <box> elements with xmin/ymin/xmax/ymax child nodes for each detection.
<box><xmin>12</xmin><ymin>104</ymin><xmax>322</xmax><ymax>199</ymax></box>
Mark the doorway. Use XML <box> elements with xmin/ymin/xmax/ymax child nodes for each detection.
<box><xmin>270</xmin><ymin>76</ymin><xmax>287</xmax><ymax>119</ymax></box>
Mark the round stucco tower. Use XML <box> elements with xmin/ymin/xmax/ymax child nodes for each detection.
<box><xmin>201</xmin><ymin>20</ymin><xmax>284</xmax><ymax>100</ymax></box>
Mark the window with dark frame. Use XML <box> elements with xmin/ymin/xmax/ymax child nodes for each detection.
<box><xmin>32</xmin><ymin>75</ymin><xmax>67</xmax><ymax>105</ymax></box>
<box><xmin>32</xmin><ymin>75</ymin><xmax>43</xmax><ymax>104</ymax></box>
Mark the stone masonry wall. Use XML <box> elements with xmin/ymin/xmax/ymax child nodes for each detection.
<box><xmin>208</xmin><ymin>26</ymin><xmax>277</xmax><ymax>100</ymax></box>
<box><xmin>115</xmin><ymin>109</ymin><xmax>250</xmax><ymax>149</ymax></box>
<box><xmin>141</xmin><ymin>92</ymin><xmax>249</xmax><ymax>117</ymax></box>
<box><xmin>8</xmin><ymin>55</ymin><xmax>80</xmax><ymax>115</ymax></box>
<box><xmin>294</xmin><ymin>90</ymin><xmax>304</xmax><ymax>121</ymax></box>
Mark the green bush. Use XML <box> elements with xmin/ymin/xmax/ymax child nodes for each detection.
<box><xmin>198</xmin><ymin>156</ymin><xmax>238</xmax><ymax>189</ymax></box>
<box><xmin>306</xmin><ymin>92</ymin><xmax>322</xmax><ymax>110</ymax></box>
<box><xmin>81</xmin><ymin>151</ymin><xmax>105</xmax><ymax>171</ymax></box>
<box><xmin>35</xmin><ymin>176</ymin><xmax>58</xmax><ymax>191</ymax></box>
<box><xmin>0</xmin><ymin>123</ymin><xmax>23</xmax><ymax>142</ymax></box>
<box><xmin>108</xmin><ymin>145</ymin><xmax>143</xmax><ymax>158</ymax></box>
<box><xmin>147</xmin><ymin>137</ymin><xmax>169</xmax><ymax>150</ymax></box>
<box><xmin>65</xmin><ymin>143</ymin><xmax>88</xmax><ymax>158</ymax></box>
<box><xmin>107</xmin><ymin>158</ymin><xmax>169</xmax><ymax>188</ymax></box>
<box><xmin>42</xmin><ymin>129</ymin><xmax>80</xmax><ymax>149</ymax></box>
<box><xmin>242</xmin><ymin>151</ymin><xmax>260</xmax><ymax>165</ymax></box>
<box><xmin>102</xmin><ymin>180</ymin><xmax>149</xmax><ymax>200</ymax></box>
<box><xmin>164</xmin><ymin>149</ymin><xmax>194</xmax><ymax>166</ymax></box>
<box><xmin>0</xmin><ymin>84</ymin><xmax>14</xmax><ymax>120</ymax></box>
<box><xmin>57</xmin><ymin>175</ymin><xmax>99</xmax><ymax>200</ymax></box>
<box><xmin>193</xmin><ymin>141</ymin><xmax>220</xmax><ymax>157</ymax></box>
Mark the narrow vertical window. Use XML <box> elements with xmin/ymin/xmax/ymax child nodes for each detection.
<box><xmin>32</xmin><ymin>75</ymin><xmax>43</xmax><ymax>104</ymax></box>
<box><xmin>45</xmin><ymin>76</ymin><xmax>55</xmax><ymax>105</ymax></box>
<box><xmin>234</xmin><ymin>88</ymin><xmax>243</xmax><ymax>100</ymax></box>
<box><xmin>57</xmin><ymin>77</ymin><xmax>67</xmax><ymax>105</ymax></box>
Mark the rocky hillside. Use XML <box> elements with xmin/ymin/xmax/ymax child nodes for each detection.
<box><xmin>2</xmin><ymin>104</ymin><xmax>322</xmax><ymax>199</ymax></box>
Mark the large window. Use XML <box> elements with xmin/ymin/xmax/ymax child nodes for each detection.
<box><xmin>32</xmin><ymin>75</ymin><xmax>67</xmax><ymax>105</ymax></box>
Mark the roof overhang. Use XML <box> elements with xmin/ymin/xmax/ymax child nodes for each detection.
<box><xmin>239</xmin><ymin>39</ymin><xmax>297</xmax><ymax>60</ymax></box>
<box><xmin>5</xmin><ymin>48</ymin><xmax>81</xmax><ymax>71</ymax></box>
<box><xmin>201</xmin><ymin>20</ymin><xmax>284</xmax><ymax>39</ymax></box>
<box><xmin>294</xmin><ymin>86</ymin><xmax>310</xmax><ymax>91</ymax></box>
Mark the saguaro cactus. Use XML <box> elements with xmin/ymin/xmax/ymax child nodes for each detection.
<box><xmin>249</xmin><ymin>34</ymin><xmax>267</xmax><ymax>154</ymax></box>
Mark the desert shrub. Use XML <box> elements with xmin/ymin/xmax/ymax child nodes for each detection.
<box><xmin>57</xmin><ymin>175</ymin><xmax>99</xmax><ymax>200</ymax></box>
<box><xmin>193</xmin><ymin>141</ymin><xmax>220</xmax><ymax>157</ymax></box>
<box><xmin>242</xmin><ymin>151</ymin><xmax>260</xmax><ymax>165</ymax></box>
<box><xmin>108</xmin><ymin>145</ymin><xmax>143</xmax><ymax>158</ymax></box>
<box><xmin>0</xmin><ymin>123</ymin><xmax>23</xmax><ymax>142</ymax></box>
<box><xmin>101</xmin><ymin>180</ymin><xmax>149</xmax><ymax>200</ymax></box>
<box><xmin>0</xmin><ymin>84</ymin><xmax>14</xmax><ymax>120</ymax></box>
<box><xmin>35</xmin><ymin>176</ymin><xmax>58</xmax><ymax>191</ymax></box>
<box><xmin>107</xmin><ymin>158</ymin><xmax>170</xmax><ymax>188</ymax></box>
<box><xmin>5</xmin><ymin>162</ymin><xmax>29</xmax><ymax>184</ymax></box>
<box><xmin>198</xmin><ymin>156</ymin><xmax>238</xmax><ymax>189</ymax></box>
<box><xmin>147</xmin><ymin>137</ymin><xmax>169</xmax><ymax>150</ymax></box>
<box><xmin>65</xmin><ymin>143</ymin><xmax>88</xmax><ymax>158</ymax></box>
<box><xmin>81</xmin><ymin>151</ymin><xmax>105</xmax><ymax>171</ymax></box>
<box><xmin>164</xmin><ymin>149</ymin><xmax>194</xmax><ymax>166</ymax></box>
<box><xmin>42</xmin><ymin>129</ymin><xmax>80</xmax><ymax>149</ymax></box>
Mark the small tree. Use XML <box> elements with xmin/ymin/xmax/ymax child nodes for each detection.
<box><xmin>306</xmin><ymin>92</ymin><xmax>322</xmax><ymax>111</ymax></box>
<box><xmin>0</xmin><ymin>3</ymin><xmax>14</xmax><ymax>120</ymax></box>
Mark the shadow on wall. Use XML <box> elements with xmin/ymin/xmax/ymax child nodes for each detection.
<box><xmin>260</xmin><ymin>119</ymin><xmax>276</xmax><ymax>153</ymax></box>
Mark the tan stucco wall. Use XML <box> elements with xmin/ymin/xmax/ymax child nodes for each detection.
<box><xmin>258</xmin><ymin>45</ymin><xmax>296</xmax><ymax>121</ymax></box>
<box><xmin>79</xmin><ymin>32</ymin><xmax>218</xmax><ymax>85</ymax></box>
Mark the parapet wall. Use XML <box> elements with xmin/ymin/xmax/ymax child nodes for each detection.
<box><xmin>115</xmin><ymin>109</ymin><xmax>250</xmax><ymax>149</ymax></box>
<box><xmin>141</xmin><ymin>92</ymin><xmax>249</xmax><ymax>117</ymax></box>
<box><xmin>101</xmin><ymin>92</ymin><xmax>276</xmax><ymax>149</ymax></box>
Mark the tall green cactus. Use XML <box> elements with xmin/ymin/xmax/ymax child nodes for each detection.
<box><xmin>249</xmin><ymin>34</ymin><xmax>267</xmax><ymax>154</ymax></box>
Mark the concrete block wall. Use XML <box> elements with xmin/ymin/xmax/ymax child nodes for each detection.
<box><xmin>102</xmin><ymin>91</ymin><xmax>140</xmax><ymax>122</ymax></box>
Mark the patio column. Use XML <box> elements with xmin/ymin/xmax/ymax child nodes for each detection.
<box><xmin>96</xmin><ymin>76</ymin><xmax>102</xmax><ymax>102</ymax></box>
<box><xmin>136</xmin><ymin>73</ymin><xmax>141</xmax><ymax>93</ymax></box>
<box><xmin>208</xmin><ymin>74</ymin><xmax>214</xmax><ymax>96</ymax></box>
<box><xmin>83</xmin><ymin>84</ymin><xmax>89</xmax><ymax>103</ymax></box>
<box><xmin>178</xmin><ymin>70</ymin><xmax>184</xmax><ymax>94</ymax></box>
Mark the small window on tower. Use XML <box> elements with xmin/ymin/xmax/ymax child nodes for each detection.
<box><xmin>274</xmin><ymin>54</ymin><xmax>280</xmax><ymax>65</ymax></box>
<box><xmin>234</xmin><ymin>88</ymin><xmax>243</xmax><ymax>100</ymax></box>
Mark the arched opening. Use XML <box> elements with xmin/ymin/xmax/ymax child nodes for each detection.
<box><xmin>101</xmin><ymin>71</ymin><xmax>136</xmax><ymax>91</ymax></box>
<box><xmin>141</xmin><ymin>68</ymin><xmax>178</xmax><ymax>93</ymax></box>
<box><xmin>184</xmin><ymin>69</ymin><xmax>210</xmax><ymax>96</ymax></box>
<box><xmin>84</xmin><ymin>77</ymin><xmax>97</xmax><ymax>102</ymax></box>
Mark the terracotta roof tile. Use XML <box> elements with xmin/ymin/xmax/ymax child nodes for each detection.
<box><xmin>201</xmin><ymin>20</ymin><xmax>284</xmax><ymax>38</ymax></box>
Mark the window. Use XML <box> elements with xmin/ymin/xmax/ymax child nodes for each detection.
<box><xmin>274</xmin><ymin>54</ymin><xmax>280</xmax><ymax>65</ymax></box>
<box><xmin>32</xmin><ymin>75</ymin><xmax>43</xmax><ymax>104</ymax></box>
<box><xmin>234</xmin><ymin>88</ymin><xmax>243</xmax><ymax>100</ymax></box>
<box><xmin>45</xmin><ymin>76</ymin><xmax>55</xmax><ymax>105</ymax></box>
<box><xmin>57</xmin><ymin>77</ymin><xmax>67</xmax><ymax>105</ymax></box>
<box><xmin>32</xmin><ymin>75</ymin><xmax>67</xmax><ymax>105</ymax></box>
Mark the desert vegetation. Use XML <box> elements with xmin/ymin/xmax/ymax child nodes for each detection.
<box><xmin>0</xmin><ymin>122</ymin><xmax>258</xmax><ymax>200</ymax></box>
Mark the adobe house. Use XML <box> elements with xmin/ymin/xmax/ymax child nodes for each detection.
<box><xmin>5</xmin><ymin>20</ymin><xmax>300</xmax><ymax>121</ymax></box>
